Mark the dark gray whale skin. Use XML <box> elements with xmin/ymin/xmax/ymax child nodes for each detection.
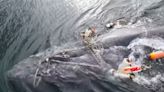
<box><xmin>7</xmin><ymin>26</ymin><xmax>164</xmax><ymax>92</ymax></box>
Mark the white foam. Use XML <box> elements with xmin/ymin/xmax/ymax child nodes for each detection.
<box><xmin>128</xmin><ymin>37</ymin><xmax>164</xmax><ymax>50</ymax></box>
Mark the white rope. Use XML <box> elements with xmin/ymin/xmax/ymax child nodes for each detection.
<box><xmin>33</xmin><ymin>60</ymin><xmax>42</xmax><ymax>87</ymax></box>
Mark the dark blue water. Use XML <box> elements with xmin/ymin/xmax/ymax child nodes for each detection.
<box><xmin>1</xmin><ymin>0</ymin><xmax>164</xmax><ymax>92</ymax></box>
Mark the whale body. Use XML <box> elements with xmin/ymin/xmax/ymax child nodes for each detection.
<box><xmin>7</xmin><ymin>25</ymin><xmax>164</xmax><ymax>92</ymax></box>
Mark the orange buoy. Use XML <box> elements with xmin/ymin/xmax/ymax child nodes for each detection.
<box><xmin>148</xmin><ymin>51</ymin><xmax>164</xmax><ymax>60</ymax></box>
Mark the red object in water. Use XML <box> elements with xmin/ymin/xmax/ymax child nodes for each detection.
<box><xmin>124</xmin><ymin>66</ymin><xmax>142</xmax><ymax>72</ymax></box>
